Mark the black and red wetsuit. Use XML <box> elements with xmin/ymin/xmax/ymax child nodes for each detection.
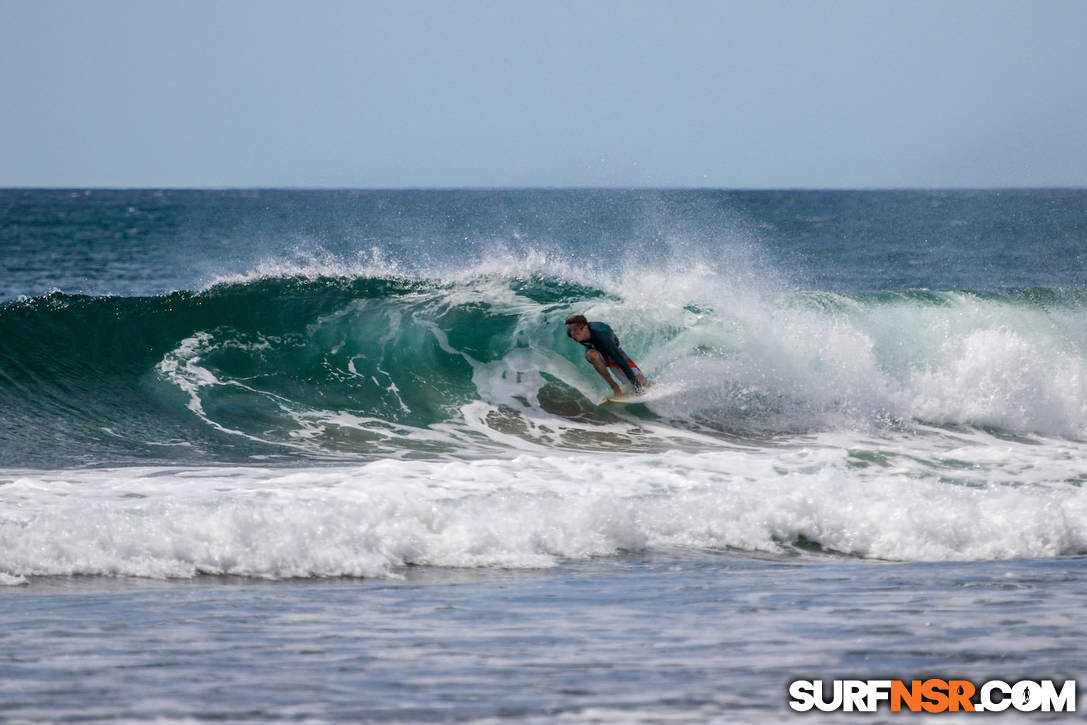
<box><xmin>573</xmin><ymin>321</ymin><xmax>644</xmax><ymax>391</ymax></box>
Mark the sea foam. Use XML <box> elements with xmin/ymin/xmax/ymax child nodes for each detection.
<box><xmin>3</xmin><ymin>433</ymin><xmax>1086</xmax><ymax>584</ymax></box>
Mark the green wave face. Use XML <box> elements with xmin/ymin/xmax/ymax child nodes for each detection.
<box><xmin>2</xmin><ymin>275</ymin><xmax>1086</xmax><ymax>467</ymax></box>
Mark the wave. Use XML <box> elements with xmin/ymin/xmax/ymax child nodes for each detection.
<box><xmin>3</xmin><ymin>444</ymin><xmax>1087</xmax><ymax>583</ymax></box>
<box><xmin>1</xmin><ymin>269</ymin><xmax>1086</xmax><ymax>466</ymax></box>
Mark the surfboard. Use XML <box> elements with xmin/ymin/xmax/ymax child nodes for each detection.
<box><xmin>596</xmin><ymin>380</ymin><xmax>669</xmax><ymax>405</ymax></box>
<box><xmin>598</xmin><ymin>393</ymin><xmax>640</xmax><ymax>405</ymax></box>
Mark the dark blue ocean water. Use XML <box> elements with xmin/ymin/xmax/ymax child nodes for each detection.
<box><xmin>3</xmin><ymin>189</ymin><xmax>1084</xmax><ymax>302</ymax></box>
<box><xmin>1</xmin><ymin>189</ymin><xmax>1086</xmax><ymax>722</ymax></box>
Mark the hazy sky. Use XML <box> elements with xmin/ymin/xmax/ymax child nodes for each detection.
<box><xmin>2</xmin><ymin>0</ymin><xmax>1085</xmax><ymax>188</ymax></box>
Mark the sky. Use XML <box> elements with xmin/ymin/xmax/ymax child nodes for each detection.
<box><xmin>2</xmin><ymin>0</ymin><xmax>1085</xmax><ymax>188</ymax></box>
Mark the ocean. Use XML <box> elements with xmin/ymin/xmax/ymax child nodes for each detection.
<box><xmin>1</xmin><ymin>189</ymin><xmax>1085</xmax><ymax>722</ymax></box>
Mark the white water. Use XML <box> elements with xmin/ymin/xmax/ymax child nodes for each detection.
<box><xmin>4</xmin><ymin>427</ymin><xmax>1086</xmax><ymax>585</ymax></box>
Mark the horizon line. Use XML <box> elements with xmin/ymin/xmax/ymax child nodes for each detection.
<box><xmin>3</xmin><ymin>185</ymin><xmax>1086</xmax><ymax>193</ymax></box>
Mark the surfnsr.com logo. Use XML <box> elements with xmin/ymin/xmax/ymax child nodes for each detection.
<box><xmin>789</xmin><ymin>679</ymin><xmax>1077</xmax><ymax>713</ymax></box>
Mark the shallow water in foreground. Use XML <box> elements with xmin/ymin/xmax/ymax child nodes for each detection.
<box><xmin>3</xmin><ymin>553</ymin><xmax>1085</xmax><ymax>722</ymax></box>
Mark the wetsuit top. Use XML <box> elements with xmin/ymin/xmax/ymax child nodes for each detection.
<box><xmin>576</xmin><ymin>321</ymin><xmax>639</xmax><ymax>386</ymax></box>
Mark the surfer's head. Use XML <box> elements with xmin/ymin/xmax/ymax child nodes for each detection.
<box><xmin>565</xmin><ymin>314</ymin><xmax>591</xmax><ymax>342</ymax></box>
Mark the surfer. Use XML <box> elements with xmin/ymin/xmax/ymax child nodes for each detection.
<box><xmin>565</xmin><ymin>314</ymin><xmax>649</xmax><ymax>397</ymax></box>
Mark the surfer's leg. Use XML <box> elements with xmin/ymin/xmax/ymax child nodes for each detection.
<box><xmin>614</xmin><ymin>344</ymin><xmax>650</xmax><ymax>391</ymax></box>
<box><xmin>586</xmin><ymin>349</ymin><xmax>622</xmax><ymax>395</ymax></box>
<box><xmin>623</xmin><ymin>357</ymin><xmax>650</xmax><ymax>390</ymax></box>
